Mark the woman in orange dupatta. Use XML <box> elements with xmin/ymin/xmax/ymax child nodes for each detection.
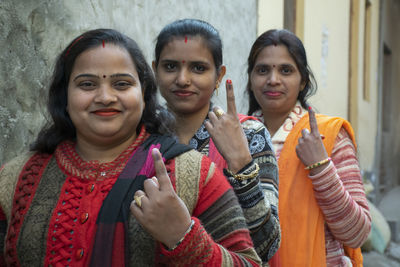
<box><xmin>245</xmin><ymin>29</ymin><xmax>371</xmax><ymax>267</ymax></box>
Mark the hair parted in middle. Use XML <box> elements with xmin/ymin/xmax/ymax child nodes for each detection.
<box><xmin>154</xmin><ymin>18</ymin><xmax>223</xmax><ymax>73</ymax></box>
<box><xmin>246</xmin><ymin>29</ymin><xmax>317</xmax><ymax>115</ymax></box>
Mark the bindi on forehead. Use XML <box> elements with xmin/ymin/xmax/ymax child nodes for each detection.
<box><xmin>102</xmin><ymin>40</ymin><xmax>105</xmax><ymax>48</ymax></box>
<box><xmin>103</xmin><ymin>75</ymin><xmax>106</xmax><ymax>78</ymax></box>
<box><xmin>182</xmin><ymin>60</ymin><xmax>185</xmax><ymax>64</ymax></box>
<box><xmin>185</xmin><ymin>36</ymin><xmax>188</xmax><ymax>43</ymax></box>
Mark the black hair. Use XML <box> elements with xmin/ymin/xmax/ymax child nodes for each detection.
<box><xmin>154</xmin><ymin>18</ymin><xmax>223</xmax><ymax>71</ymax></box>
<box><xmin>31</xmin><ymin>28</ymin><xmax>175</xmax><ymax>153</ymax></box>
<box><xmin>246</xmin><ymin>29</ymin><xmax>317</xmax><ymax>115</ymax></box>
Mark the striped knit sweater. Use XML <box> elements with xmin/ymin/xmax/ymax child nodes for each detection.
<box><xmin>189</xmin><ymin>116</ymin><xmax>280</xmax><ymax>262</ymax></box>
<box><xmin>253</xmin><ymin>103</ymin><xmax>371</xmax><ymax>266</ymax></box>
<box><xmin>0</xmin><ymin>129</ymin><xmax>261</xmax><ymax>266</ymax></box>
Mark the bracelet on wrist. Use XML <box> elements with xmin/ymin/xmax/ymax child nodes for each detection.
<box><xmin>305</xmin><ymin>157</ymin><xmax>331</xmax><ymax>170</ymax></box>
<box><xmin>166</xmin><ymin>219</ymin><xmax>195</xmax><ymax>251</ymax></box>
<box><xmin>224</xmin><ymin>163</ymin><xmax>260</xmax><ymax>181</ymax></box>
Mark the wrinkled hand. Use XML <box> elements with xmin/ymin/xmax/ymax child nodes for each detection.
<box><xmin>295</xmin><ymin>107</ymin><xmax>329</xmax><ymax>175</ymax></box>
<box><xmin>130</xmin><ymin>148</ymin><xmax>192</xmax><ymax>248</ymax></box>
<box><xmin>205</xmin><ymin>80</ymin><xmax>252</xmax><ymax>173</ymax></box>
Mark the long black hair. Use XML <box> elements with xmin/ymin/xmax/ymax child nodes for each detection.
<box><xmin>31</xmin><ymin>28</ymin><xmax>175</xmax><ymax>153</ymax></box>
<box><xmin>247</xmin><ymin>29</ymin><xmax>317</xmax><ymax>115</ymax></box>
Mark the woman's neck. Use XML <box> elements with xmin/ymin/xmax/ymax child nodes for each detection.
<box><xmin>262</xmin><ymin>109</ymin><xmax>292</xmax><ymax>137</ymax></box>
<box><xmin>173</xmin><ymin>108</ymin><xmax>209</xmax><ymax>145</ymax></box>
<box><xmin>75</xmin><ymin>133</ymin><xmax>137</xmax><ymax>163</ymax></box>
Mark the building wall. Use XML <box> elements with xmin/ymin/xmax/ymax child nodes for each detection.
<box><xmin>354</xmin><ymin>0</ymin><xmax>380</xmax><ymax>172</ymax></box>
<box><xmin>303</xmin><ymin>0</ymin><xmax>350</xmax><ymax>120</ymax></box>
<box><xmin>257</xmin><ymin>0</ymin><xmax>284</xmax><ymax>35</ymax></box>
<box><xmin>379</xmin><ymin>0</ymin><xmax>400</xmax><ymax>190</ymax></box>
<box><xmin>0</xmin><ymin>0</ymin><xmax>257</xmax><ymax>165</ymax></box>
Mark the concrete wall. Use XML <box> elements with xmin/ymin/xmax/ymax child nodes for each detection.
<box><xmin>0</xmin><ymin>0</ymin><xmax>257</xmax><ymax>165</ymax></box>
<box><xmin>379</xmin><ymin>0</ymin><xmax>400</xmax><ymax>189</ymax></box>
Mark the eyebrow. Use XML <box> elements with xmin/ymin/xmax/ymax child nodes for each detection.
<box><xmin>110</xmin><ymin>73</ymin><xmax>136</xmax><ymax>79</ymax></box>
<box><xmin>160</xmin><ymin>59</ymin><xmax>211</xmax><ymax>65</ymax></box>
<box><xmin>73</xmin><ymin>73</ymin><xmax>136</xmax><ymax>81</ymax></box>
<box><xmin>73</xmin><ymin>74</ymin><xmax>99</xmax><ymax>81</ymax></box>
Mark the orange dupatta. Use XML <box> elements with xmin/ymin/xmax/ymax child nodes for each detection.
<box><xmin>277</xmin><ymin>114</ymin><xmax>363</xmax><ymax>267</ymax></box>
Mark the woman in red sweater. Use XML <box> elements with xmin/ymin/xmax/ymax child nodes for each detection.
<box><xmin>0</xmin><ymin>28</ymin><xmax>261</xmax><ymax>266</ymax></box>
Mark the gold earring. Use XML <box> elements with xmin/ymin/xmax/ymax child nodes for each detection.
<box><xmin>215</xmin><ymin>82</ymin><xmax>220</xmax><ymax>96</ymax></box>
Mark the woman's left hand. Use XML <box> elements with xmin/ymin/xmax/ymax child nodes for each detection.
<box><xmin>296</xmin><ymin>107</ymin><xmax>329</xmax><ymax>175</ymax></box>
<box><xmin>205</xmin><ymin>80</ymin><xmax>252</xmax><ymax>173</ymax></box>
<box><xmin>130</xmin><ymin>148</ymin><xmax>192</xmax><ymax>249</ymax></box>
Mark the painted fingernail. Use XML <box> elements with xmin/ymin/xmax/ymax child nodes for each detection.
<box><xmin>227</xmin><ymin>79</ymin><xmax>232</xmax><ymax>84</ymax></box>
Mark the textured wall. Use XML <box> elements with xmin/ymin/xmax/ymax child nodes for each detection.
<box><xmin>0</xmin><ymin>0</ymin><xmax>257</xmax><ymax>165</ymax></box>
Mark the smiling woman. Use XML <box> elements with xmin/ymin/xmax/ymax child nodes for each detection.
<box><xmin>153</xmin><ymin>19</ymin><xmax>281</xmax><ymax>263</ymax></box>
<box><xmin>246</xmin><ymin>29</ymin><xmax>371</xmax><ymax>267</ymax></box>
<box><xmin>0</xmin><ymin>29</ymin><xmax>262</xmax><ymax>266</ymax></box>
<box><xmin>67</xmin><ymin>45</ymin><xmax>144</xmax><ymax>162</ymax></box>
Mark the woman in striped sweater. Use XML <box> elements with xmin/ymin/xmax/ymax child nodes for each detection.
<box><xmin>246</xmin><ymin>29</ymin><xmax>371</xmax><ymax>267</ymax></box>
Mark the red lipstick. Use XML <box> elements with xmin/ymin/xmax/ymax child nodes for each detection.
<box><xmin>92</xmin><ymin>109</ymin><xmax>120</xmax><ymax>116</ymax></box>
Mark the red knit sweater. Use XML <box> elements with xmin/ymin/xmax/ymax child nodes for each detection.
<box><xmin>0</xmin><ymin>129</ymin><xmax>261</xmax><ymax>266</ymax></box>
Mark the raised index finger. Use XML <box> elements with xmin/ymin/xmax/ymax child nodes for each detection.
<box><xmin>152</xmin><ymin>148</ymin><xmax>173</xmax><ymax>191</ymax></box>
<box><xmin>308</xmin><ymin>106</ymin><xmax>320</xmax><ymax>135</ymax></box>
<box><xmin>225</xmin><ymin>79</ymin><xmax>237</xmax><ymax>116</ymax></box>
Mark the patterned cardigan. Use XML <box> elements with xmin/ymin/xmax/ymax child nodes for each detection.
<box><xmin>189</xmin><ymin>115</ymin><xmax>280</xmax><ymax>262</ymax></box>
<box><xmin>0</xmin><ymin>132</ymin><xmax>261</xmax><ymax>266</ymax></box>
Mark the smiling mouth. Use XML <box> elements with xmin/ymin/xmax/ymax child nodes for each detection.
<box><xmin>173</xmin><ymin>90</ymin><xmax>195</xmax><ymax>97</ymax></box>
<box><xmin>264</xmin><ymin>91</ymin><xmax>282</xmax><ymax>97</ymax></box>
<box><xmin>92</xmin><ymin>109</ymin><xmax>121</xmax><ymax>116</ymax></box>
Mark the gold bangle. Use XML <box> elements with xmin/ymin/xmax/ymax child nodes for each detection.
<box><xmin>167</xmin><ymin>219</ymin><xmax>195</xmax><ymax>251</ymax></box>
<box><xmin>305</xmin><ymin>157</ymin><xmax>331</xmax><ymax>170</ymax></box>
<box><xmin>226</xmin><ymin>163</ymin><xmax>260</xmax><ymax>181</ymax></box>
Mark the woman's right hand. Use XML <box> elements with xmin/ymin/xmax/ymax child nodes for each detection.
<box><xmin>295</xmin><ymin>107</ymin><xmax>329</xmax><ymax>175</ymax></box>
<box><xmin>130</xmin><ymin>148</ymin><xmax>192</xmax><ymax>249</ymax></box>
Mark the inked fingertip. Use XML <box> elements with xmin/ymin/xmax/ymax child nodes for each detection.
<box><xmin>152</xmin><ymin>148</ymin><xmax>161</xmax><ymax>158</ymax></box>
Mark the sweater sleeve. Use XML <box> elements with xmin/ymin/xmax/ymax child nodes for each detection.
<box><xmin>0</xmin><ymin>165</ymin><xmax>7</xmax><ymax>266</ymax></box>
<box><xmin>309</xmin><ymin>127</ymin><xmax>371</xmax><ymax>247</ymax></box>
<box><xmin>225</xmin><ymin>119</ymin><xmax>280</xmax><ymax>262</ymax></box>
<box><xmin>0</xmin><ymin>207</ymin><xmax>6</xmax><ymax>267</ymax></box>
<box><xmin>159</xmin><ymin>155</ymin><xmax>261</xmax><ymax>266</ymax></box>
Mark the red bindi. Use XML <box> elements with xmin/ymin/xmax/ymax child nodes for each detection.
<box><xmin>184</xmin><ymin>36</ymin><xmax>187</xmax><ymax>43</ymax></box>
<box><xmin>272</xmin><ymin>65</ymin><xmax>276</xmax><ymax>68</ymax></box>
<box><xmin>182</xmin><ymin>60</ymin><xmax>185</xmax><ymax>64</ymax></box>
<box><xmin>102</xmin><ymin>40</ymin><xmax>105</xmax><ymax>48</ymax></box>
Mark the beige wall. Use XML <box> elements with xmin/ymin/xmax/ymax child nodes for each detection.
<box><xmin>303</xmin><ymin>0</ymin><xmax>350</xmax><ymax>120</ymax></box>
<box><xmin>257</xmin><ymin>0</ymin><xmax>284</xmax><ymax>35</ymax></box>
